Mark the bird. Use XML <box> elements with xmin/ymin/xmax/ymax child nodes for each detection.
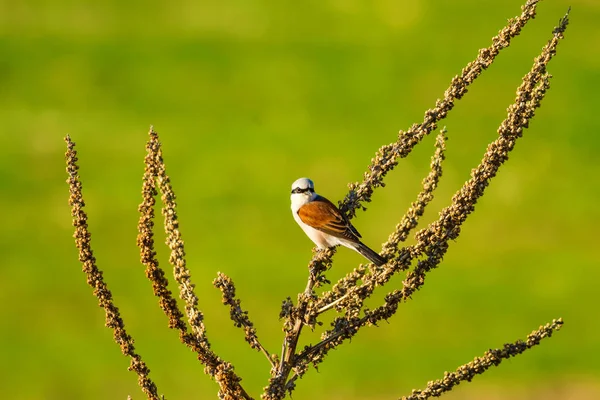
<box><xmin>290</xmin><ymin>177</ymin><xmax>386</xmax><ymax>266</ymax></box>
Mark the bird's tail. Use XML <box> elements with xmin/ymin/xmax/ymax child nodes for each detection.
<box><xmin>354</xmin><ymin>242</ymin><xmax>386</xmax><ymax>266</ymax></box>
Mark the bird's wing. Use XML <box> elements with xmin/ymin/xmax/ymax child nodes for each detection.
<box><xmin>297</xmin><ymin>195</ymin><xmax>361</xmax><ymax>242</ymax></box>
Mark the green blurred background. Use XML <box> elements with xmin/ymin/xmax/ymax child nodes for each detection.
<box><xmin>1</xmin><ymin>0</ymin><xmax>598</xmax><ymax>398</ymax></box>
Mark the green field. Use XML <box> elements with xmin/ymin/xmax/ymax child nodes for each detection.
<box><xmin>1</xmin><ymin>0</ymin><xmax>599</xmax><ymax>399</ymax></box>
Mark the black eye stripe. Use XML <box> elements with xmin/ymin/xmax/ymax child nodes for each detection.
<box><xmin>291</xmin><ymin>187</ymin><xmax>314</xmax><ymax>194</ymax></box>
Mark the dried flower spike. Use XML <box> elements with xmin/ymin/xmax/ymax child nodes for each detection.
<box><xmin>403</xmin><ymin>319</ymin><xmax>564</xmax><ymax>400</ymax></box>
<box><xmin>65</xmin><ymin>135</ymin><xmax>162</xmax><ymax>400</ymax></box>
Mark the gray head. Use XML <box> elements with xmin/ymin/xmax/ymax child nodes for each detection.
<box><xmin>291</xmin><ymin>177</ymin><xmax>315</xmax><ymax>195</ymax></box>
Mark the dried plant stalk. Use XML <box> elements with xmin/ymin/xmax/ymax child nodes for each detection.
<box><xmin>288</xmin><ymin>6</ymin><xmax>569</xmax><ymax>388</ymax></box>
<box><xmin>262</xmin><ymin>2</ymin><xmax>563</xmax><ymax>398</ymax></box>
<box><xmin>137</xmin><ymin>133</ymin><xmax>188</xmax><ymax>333</ymax></box>
<box><xmin>143</xmin><ymin>129</ymin><xmax>252</xmax><ymax>400</ymax></box>
<box><xmin>65</xmin><ymin>136</ymin><xmax>161</xmax><ymax>400</ymax></box>
<box><xmin>403</xmin><ymin>319</ymin><xmax>564</xmax><ymax>400</ymax></box>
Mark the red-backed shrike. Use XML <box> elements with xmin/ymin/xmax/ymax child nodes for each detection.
<box><xmin>290</xmin><ymin>177</ymin><xmax>386</xmax><ymax>266</ymax></box>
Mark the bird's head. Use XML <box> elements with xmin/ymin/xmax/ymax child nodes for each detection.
<box><xmin>290</xmin><ymin>177</ymin><xmax>316</xmax><ymax>207</ymax></box>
